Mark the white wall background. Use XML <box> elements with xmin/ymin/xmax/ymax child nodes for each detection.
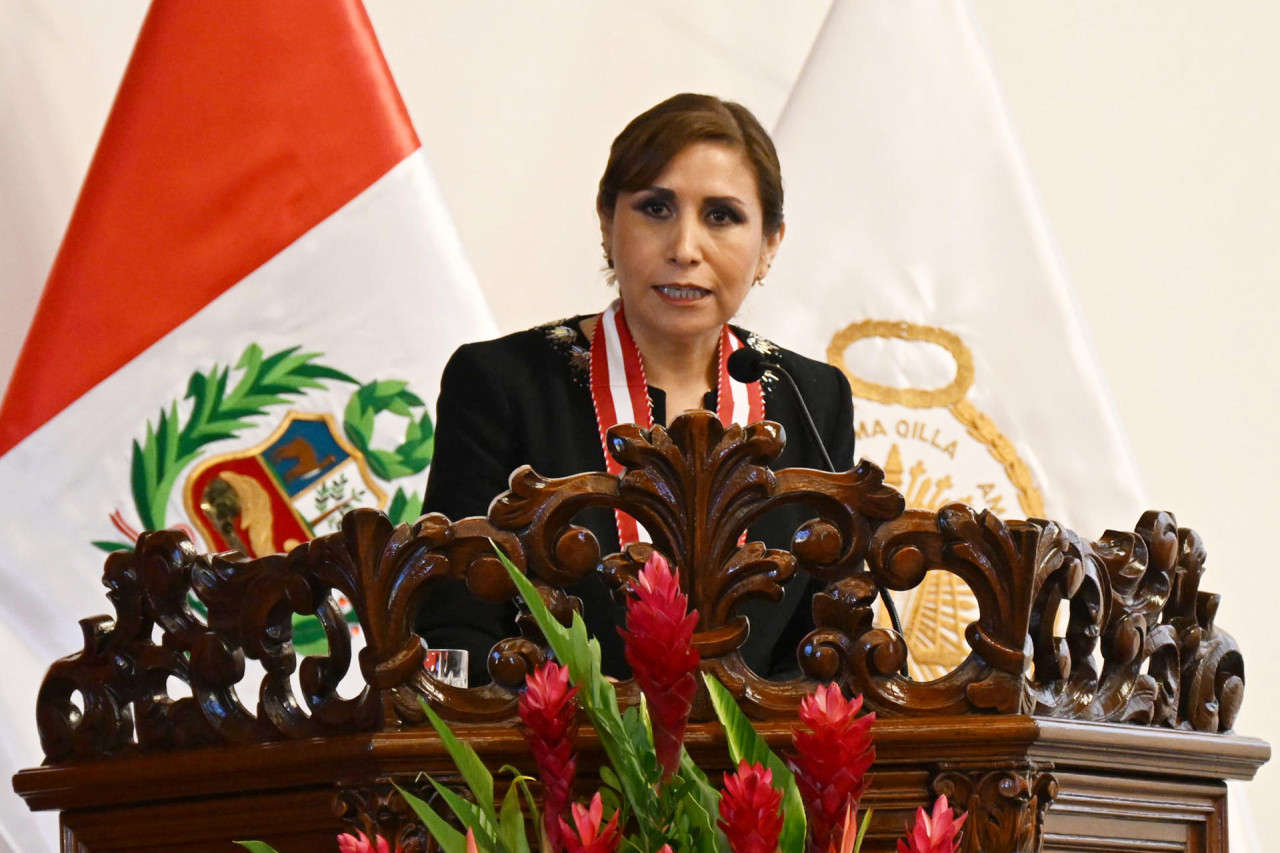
<box><xmin>2</xmin><ymin>1</ymin><xmax>1275</xmax><ymax>849</ymax></box>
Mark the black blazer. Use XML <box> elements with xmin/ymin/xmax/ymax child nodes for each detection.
<box><xmin>421</xmin><ymin>316</ymin><xmax>855</xmax><ymax>684</ymax></box>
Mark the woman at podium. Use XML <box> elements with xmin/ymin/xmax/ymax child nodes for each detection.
<box><xmin>421</xmin><ymin>94</ymin><xmax>854</xmax><ymax>685</ymax></box>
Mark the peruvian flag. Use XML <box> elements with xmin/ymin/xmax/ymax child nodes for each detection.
<box><xmin>0</xmin><ymin>2</ymin><xmax>494</xmax><ymax>849</ymax></box>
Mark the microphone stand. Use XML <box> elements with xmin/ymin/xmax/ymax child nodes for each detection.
<box><xmin>729</xmin><ymin>349</ymin><xmax>911</xmax><ymax>679</ymax></box>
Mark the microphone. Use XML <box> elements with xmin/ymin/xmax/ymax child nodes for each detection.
<box><xmin>728</xmin><ymin>348</ymin><xmax>833</xmax><ymax>471</ymax></box>
<box><xmin>726</xmin><ymin>346</ymin><xmax>770</xmax><ymax>382</ymax></box>
<box><xmin>729</xmin><ymin>346</ymin><xmax>909</xmax><ymax>676</ymax></box>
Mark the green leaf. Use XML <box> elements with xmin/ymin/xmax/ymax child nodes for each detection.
<box><xmin>91</xmin><ymin>540</ymin><xmax>134</xmax><ymax>553</ymax></box>
<box><xmin>372</xmin><ymin>449</ymin><xmax>402</xmax><ymax>474</ymax></box>
<box><xmin>498</xmin><ymin>781</ymin><xmax>531</xmax><ymax>853</ymax></box>
<box><xmin>149</xmin><ymin>404</ymin><xmax>188</xmax><ymax>527</ymax></box>
<box><xmin>397</xmin><ymin>783</ymin><xmax>468</xmax><ymax>853</ymax></box>
<box><xmin>371</xmin><ymin>378</ymin><xmax>410</xmax><ymax>397</ymax></box>
<box><xmin>396</xmin><ymin>428</ymin><xmax>434</xmax><ymax>472</ymax></box>
<box><xmin>429</xmin><ymin>777</ymin><xmax>498</xmax><ymax>846</ymax></box>
<box><xmin>599</xmin><ymin>786</ymin><xmax>621</xmax><ymax>820</ymax></box>
<box><xmin>230</xmin><ymin>343</ymin><xmax>266</xmax><ymax>389</ymax></box>
<box><xmin>599</xmin><ymin>764</ymin><xmax>622</xmax><ymax>792</ymax></box>
<box><xmin>621</xmin><ymin>704</ymin><xmax>659</xmax><ymax>786</ymax></box>
<box><xmin>388</xmin><ymin>488</ymin><xmax>423</xmax><ymax>525</ymax></box>
<box><xmin>344</xmin><ymin>394</ymin><xmax>374</xmax><ymax>446</ymax></box>
<box><xmin>233</xmin><ymin>843</ymin><xmax>280</xmax><ymax>853</ymax></box>
<box><xmin>130</xmin><ymin>437</ymin><xmax>156</xmax><ymax>530</ymax></box>
<box><xmin>675</xmin><ymin>751</ymin><xmax>727</xmax><ymax>853</ymax></box>
<box><xmin>295</xmin><ymin>362</ymin><xmax>359</xmax><ymax>384</ymax></box>
<box><xmin>502</xmin><ymin>769</ymin><xmax>543</xmax><ymax>842</ymax></box>
<box><xmin>704</xmin><ymin>674</ymin><xmax>806</xmax><ymax>853</ymax></box>
<box><xmin>402</xmin><ymin>419</ymin><xmax>424</xmax><ymax>445</ymax></box>
<box><xmin>420</xmin><ymin>698</ymin><xmax>495</xmax><ymax>820</ymax></box>
<box><xmin>674</xmin><ymin>796</ymin><xmax>720</xmax><ymax>853</ymax></box>
<box><xmin>383</xmin><ymin>449</ymin><xmax>417</xmax><ymax>477</ymax></box>
<box><xmin>854</xmin><ymin>808</ymin><xmax>873</xmax><ymax>853</ymax></box>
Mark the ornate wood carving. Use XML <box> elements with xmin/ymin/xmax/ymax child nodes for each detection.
<box><xmin>334</xmin><ymin>780</ymin><xmax>437</xmax><ymax>853</ymax></box>
<box><xmin>804</xmin><ymin>505</ymin><xmax>1244</xmax><ymax>731</ymax></box>
<box><xmin>32</xmin><ymin>411</ymin><xmax>1246</xmax><ymax>764</ymax></box>
<box><xmin>931</xmin><ymin>763</ymin><xmax>1059</xmax><ymax>853</ymax></box>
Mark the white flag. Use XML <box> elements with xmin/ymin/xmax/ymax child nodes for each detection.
<box><xmin>0</xmin><ymin>2</ymin><xmax>495</xmax><ymax>849</ymax></box>
<box><xmin>751</xmin><ymin>2</ymin><xmax>1256</xmax><ymax>847</ymax></box>
<box><xmin>752</xmin><ymin>0</ymin><xmax>1145</xmax><ymax>539</ymax></box>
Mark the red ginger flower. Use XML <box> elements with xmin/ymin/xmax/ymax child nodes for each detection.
<box><xmin>618</xmin><ymin>550</ymin><xmax>700</xmax><ymax>781</ymax></box>
<box><xmin>519</xmin><ymin>661</ymin><xmax>580</xmax><ymax>851</ymax></box>
<box><xmin>787</xmin><ymin>683</ymin><xmax>876</xmax><ymax>853</ymax></box>
<box><xmin>718</xmin><ymin>760</ymin><xmax>784</xmax><ymax>853</ymax></box>
<box><xmin>337</xmin><ymin>831</ymin><xmax>401</xmax><ymax>853</ymax></box>
<box><xmin>896</xmin><ymin>795</ymin><xmax>966</xmax><ymax>853</ymax></box>
<box><xmin>557</xmin><ymin>792</ymin><xmax>621</xmax><ymax>853</ymax></box>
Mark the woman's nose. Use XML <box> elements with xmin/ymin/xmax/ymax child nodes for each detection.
<box><xmin>668</xmin><ymin>214</ymin><xmax>703</xmax><ymax>265</ymax></box>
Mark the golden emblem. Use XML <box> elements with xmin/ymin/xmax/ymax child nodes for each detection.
<box><xmin>829</xmin><ymin>320</ymin><xmax>1044</xmax><ymax>680</ymax></box>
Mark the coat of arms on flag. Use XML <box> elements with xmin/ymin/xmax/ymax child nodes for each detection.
<box><xmin>90</xmin><ymin>342</ymin><xmax>435</xmax><ymax>656</ymax></box>
<box><xmin>830</xmin><ymin>319</ymin><xmax>1046</xmax><ymax>681</ymax></box>
<box><xmin>830</xmin><ymin>319</ymin><xmax>1044</xmax><ymax>519</ymax></box>
<box><xmin>96</xmin><ymin>342</ymin><xmax>433</xmax><ymax>559</ymax></box>
<box><xmin>185</xmin><ymin>411</ymin><xmax>386</xmax><ymax>558</ymax></box>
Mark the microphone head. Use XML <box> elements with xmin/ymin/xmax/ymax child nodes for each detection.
<box><xmin>727</xmin><ymin>347</ymin><xmax>771</xmax><ymax>383</ymax></box>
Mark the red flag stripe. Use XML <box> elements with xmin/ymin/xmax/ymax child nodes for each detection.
<box><xmin>0</xmin><ymin>0</ymin><xmax>419</xmax><ymax>457</ymax></box>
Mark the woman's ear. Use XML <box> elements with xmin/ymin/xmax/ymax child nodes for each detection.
<box><xmin>757</xmin><ymin>221</ymin><xmax>785</xmax><ymax>281</ymax></box>
<box><xmin>598</xmin><ymin>208</ymin><xmax>614</xmax><ymax>268</ymax></box>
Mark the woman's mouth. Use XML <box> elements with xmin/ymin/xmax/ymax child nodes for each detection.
<box><xmin>655</xmin><ymin>284</ymin><xmax>710</xmax><ymax>301</ymax></box>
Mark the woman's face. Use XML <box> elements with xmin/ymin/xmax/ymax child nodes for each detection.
<box><xmin>601</xmin><ymin>141</ymin><xmax>783</xmax><ymax>349</ymax></box>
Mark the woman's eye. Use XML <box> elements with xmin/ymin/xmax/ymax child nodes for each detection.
<box><xmin>636</xmin><ymin>199</ymin><xmax>671</xmax><ymax>218</ymax></box>
<box><xmin>706</xmin><ymin>207</ymin><xmax>743</xmax><ymax>226</ymax></box>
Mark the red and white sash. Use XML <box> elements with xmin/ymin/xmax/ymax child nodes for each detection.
<box><xmin>588</xmin><ymin>300</ymin><xmax>764</xmax><ymax>545</ymax></box>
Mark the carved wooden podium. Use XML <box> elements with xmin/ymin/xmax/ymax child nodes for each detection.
<box><xmin>12</xmin><ymin>414</ymin><xmax>1268</xmax><ymax>852</ymax></box>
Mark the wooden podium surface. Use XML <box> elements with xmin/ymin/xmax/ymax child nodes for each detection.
<box><xmin>13</xmin><ymin>413</ymin><xmax>1269</xmax><ymax>852</ymax></box>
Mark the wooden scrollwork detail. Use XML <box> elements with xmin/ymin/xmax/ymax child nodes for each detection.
<box><xmin>335</xmin><ymin>779</ymin><xmax>438</xmax><ymax>853</ymax></box>
<box><xmin>824</xmin><ymin>507</ymin><xmax>1074</xmax><ymax>717</ymax></box>
<box><xmin>1023</xmin><ymin>509</ymin><xmax>1242</xmax><ymax>731</ymax></box>
<box><xmin>490</xmin><ymin>415</ymin><xmax>905</xmax><ymax>719</ymax></box>
<box><xmin>33</xmin><ymin>411</ymin><xmax>1248</xmax><ymax>762</ymax></box>
<box><xmin>931</xmin><ymin>763</ymin><xmax>1059</xmax><ymax>853</ymax></box>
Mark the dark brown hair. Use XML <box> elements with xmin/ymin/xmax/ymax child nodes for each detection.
<box><xmin>597</xmin><ymin>93</ymin><xmax>784</xmax><ymax>236</ymax></box>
